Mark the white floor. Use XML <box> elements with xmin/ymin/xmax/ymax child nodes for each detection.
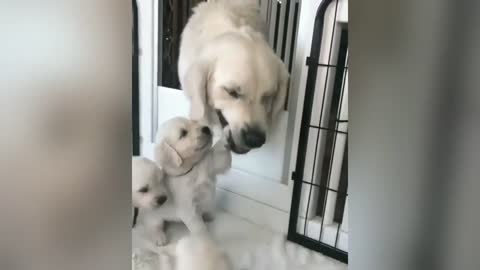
<box><xmin>132</xmin><ymin>211</ymin><xmax>347</xmax><ymax>270</ymax></box>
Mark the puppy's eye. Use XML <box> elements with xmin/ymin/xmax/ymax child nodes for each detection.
<box><xmin>139</xmin><ymin>186</ymin><xmax>149</xmax><ymax>193</ymax></box>
<box><xmin>229</xmin><ymin>91</ymin><xmax>240</xmax><ymax>99</ymax></box>
<box><xmin>224</xmin><ymin>87</ymin><xmax>241</xmax><ymax>99</ymax></box>
<box><xmin>179</xmin><ymin>129</ymin><xmax>188</xmax><ymax>139</ymax></box>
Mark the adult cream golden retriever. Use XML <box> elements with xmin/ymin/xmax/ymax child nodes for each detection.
<box><xmin>179</xmin><ymin>0</ymin><xmax>289</xmax><ymax>154</ymax></box>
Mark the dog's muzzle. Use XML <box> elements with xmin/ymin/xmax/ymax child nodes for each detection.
<box><xmin>227</xmin><ymin>130</ymin><xmax>250</xmax><ymax>154</ymax></box>
<box><xmin>241</xmin><ymin>125</ymin><xmax>266</xmax><ymax>148</ymax></box>
<box><xmin>216</xmin><ymin>110</ymin><xmax>228</xmax><ymax>128</ymax></box>
<box><xmin>216</xmin><ymin>110</ymin><xmax>251</xmax><ymax>154</ymax></box>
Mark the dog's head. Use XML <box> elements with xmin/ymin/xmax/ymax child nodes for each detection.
<box><xmin>154</xmin><ymin>117</ymin><xmax>213</xmax><ymax>174</ymax></box>
<box><xmin>184</xmin><ymin>30</ymin><xmax>289</xmax><ymax>154</ymax></box>
<box><xmin>132</xmin><ymin>157</ymin><xmax>168</xmax><ymax>209</ymax></box>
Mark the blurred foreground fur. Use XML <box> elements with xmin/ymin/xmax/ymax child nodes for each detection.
<box><xmin>157</xmin><ymin>233</ymin><xmax>232</xmax><ymax>270</ymax></box>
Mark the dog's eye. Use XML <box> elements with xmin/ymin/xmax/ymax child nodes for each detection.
<box><xmin>179</xmin><ymin>129</ymin><xmax>188</xmax><ymax>139</ymax></box>
<box><xmin>139</xmin><ymin>186</ymin><xmax>149</xmax><ymax>193</ymax></box>
<box><xmin>224</xmin><ymin>87</ymin><xmax>241</xmax><ymax>99</ymax></box>
<box><xmin>229</xmin><ymin>91</ymin><xmax>240</xmax><ymax>99</ymax></box>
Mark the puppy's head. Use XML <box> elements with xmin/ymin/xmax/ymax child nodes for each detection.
<box><xmin>154</xmin><ymin>117</ymin><xmax>213</xmax><ymax>174</ymax></box>
<box><xmin>132</xmin><ymin>157</ymin><xmax>168</xmax><ymax>209</ymax></box>
<box><xmin>185</xmin><ymin>29</ymin><xmax>289</xmax><ymax>154</ymax></box>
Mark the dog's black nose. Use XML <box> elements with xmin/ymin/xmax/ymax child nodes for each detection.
<box><xmin>156</xmin><ymin>195</ymin><xmax>167</xmax><ymax>206</ymax></box>
<box><xmin>241</xmin><ymin>126</ymin><xmax>266</xmax><ymax>148</ymax></box>
<box><xmin>201</xmin><ymin>126</ymin><xmax>211</xmax><ymax>136</ymax></box>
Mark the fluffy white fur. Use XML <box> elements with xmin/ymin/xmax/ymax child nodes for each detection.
<box><xmin>179</xmin><ymin>0</ymin><xmax>289</xmax><ymax>154</ymax></box>
<box><xmin>158</xmin><ymin>233</ymin><xmax>232</xmax><ymax>270</ymax></box>
<box><xmin>132</xmin><ymin>157</ymin><xmax>170</xmax><ymax>253</ymax></box>
<box><xmin>149</xmin><ymin>117</ymin><xmax>232</xmax><ymax>238</ymax></box>
<box><xmin>132</xmin><ymin>157</ymin><xmax>168</xmax><ymax>209</ymax></box>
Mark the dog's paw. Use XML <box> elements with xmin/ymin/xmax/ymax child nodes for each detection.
<box><xmin>154</xmin><ymin>233</ymin><xmax>168</xmax><ymax>247</ymax></box>
<box><xmin>220</xmin><ymin>127</ymin><xmax>231</xmax><ymax>148</ymax></box>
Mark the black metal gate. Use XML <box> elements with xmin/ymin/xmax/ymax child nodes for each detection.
<box><xmin>287</xmin><ymin>0</ymin><xmax>348</xmax><ymax>263</ymax></box>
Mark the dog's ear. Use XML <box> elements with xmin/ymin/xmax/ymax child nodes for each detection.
<box><xmin>183</xmin><ymin>59</ymin><xmax>212</xmax><ymax>122</ymax></box>
<box><xmin>271</xmin><ymin>61</ymin><xmax>289</xmax><ymax>122</ymax></box>
<box><xmin>154</xmin><ymin>140</ymin><xmax>183</xmax><ymax>169</ymax></box>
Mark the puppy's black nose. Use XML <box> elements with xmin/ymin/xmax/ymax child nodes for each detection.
<box><xmin>201</xmin><ymin>126</ymin><xmax>211</xmax><ymax>136</ymax></box>
<box><xmin>241</xmin><ymin>126</ymin><xmax>266</xmax><ymax>148</ymax></box>
<box><xmin>156</xmin><ymin>195</ymin><xmax>167</xmax><ymax>206</ymax></box>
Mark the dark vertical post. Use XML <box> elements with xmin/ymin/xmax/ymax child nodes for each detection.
<box><xmin>132</xmin><ymin>0</ymin><xmax>140</xmax><ymax>156</ymax></box>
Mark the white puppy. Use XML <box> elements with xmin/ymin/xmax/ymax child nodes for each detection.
<box><xmin>132</xmin><ymin>157</ymin><xmax>168</xmax><ymax>210</ymax></box>
<box><xmin>179</xmin><ymin>0</ymin><xmax>289</xmax><ymax>154</ymax></box>
<box><xmin>152</xmin><ymin>116</ymin><xmax>232</xmax><ymax>235</ymax></box>
<box><xmin>158</xmin><ymin>233</ymin><xmax>232</xmax><ymax>270</ymax></box>
<box><xmin>132</xmin><ymin>157</ymin><xmax>170</xmax><ymax>252</ymax></box>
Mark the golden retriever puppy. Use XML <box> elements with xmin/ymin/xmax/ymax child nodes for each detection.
<box><xmin>152</xmin><ymin>117</ymin><xmax>232</xmax><ymax>235</ymax></box>
<box><xmin>132</xmin><ymin>157</ymin><xmax>170</xmax><ymax>252</ymax></box>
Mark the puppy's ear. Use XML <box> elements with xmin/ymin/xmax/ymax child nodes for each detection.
<box><xmin>271</xmin><ymin>61</ymin><xmax>289</xmax><ymax>122</ymax></box>
<box><xmin>183</xmin><ymin>59</ymin><xmax>212</xmax><ymax>122</ymax></box>
<box><xmin>154</xmin><ymin>141</ymin><xmax>183</xmax><ymax>168</ymax></box>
